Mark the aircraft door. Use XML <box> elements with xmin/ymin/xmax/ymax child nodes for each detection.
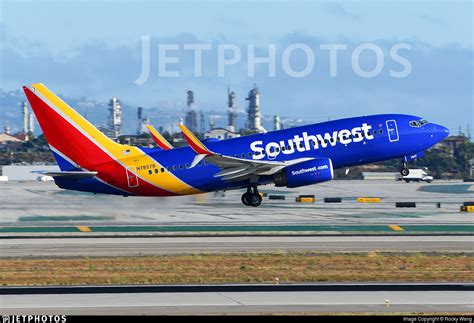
<box><xmin>126</xmin><ymin>167</ymin><xmax>139</xmax><ymax>188</ymax></box>
<box><xmin>386</xmin><ymin>120</ymin><xmax>399</xmax><ymax>142</ymax></box>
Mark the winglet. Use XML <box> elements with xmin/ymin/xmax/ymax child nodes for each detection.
<box><xmin>146</xmin><ymin>125</ymin><xmax>174</xmax><ymax>150</ymax></box>
<box><xmin>179</xmin><ymin>124</ymin><xmax>213</xmax><ymax>155</ymax></box>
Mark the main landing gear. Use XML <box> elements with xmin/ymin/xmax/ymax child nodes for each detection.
<box><xmin>241</xmin><ymin>186</ymin><xmax>262</xmax><ymax>207</ymax></box>
<box><xmin>400</xmin><ymin>161</ymin><xmax>410</xmax><ymax>176</ymax></box>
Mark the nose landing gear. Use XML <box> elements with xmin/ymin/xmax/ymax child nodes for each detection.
<box><xmin>241</xmin><ymin>186</ymin><xmax>262</xmax><ymax>207</ymax></box>
<box><xmin>400</xmin><ymin>161</ymin><xmax>410</xmax><ymax>176</ymax></box>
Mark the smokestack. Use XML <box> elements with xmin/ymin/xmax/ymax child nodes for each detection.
<box><xmin>28</xmin><ymin>113</ymin><xmax>35</xmax><ymax>134</ymax></box>
<box><xmin>22</xmin><ymin>101</ymin><xmax>29</xmax><ymax>134</ymax></box>
<box><xmin>137</xmin><ymin>107</ymin><xmax>144</xmax><ymax>135</ymax></box>
<box><xmin>246</xmin><ymin>84</ymin><xmax>263</xmax><ymax>132</ymax></box>
<box><xmin>227</xmin><ymin>86</ymin><xmax>237</xmax><ymax>132</ymax></box>
<box><xmin>185</xmin><ymin>90</ymin><xmax>198</xmax><ymax>132</ymax></box>
<box><xmin>209</xmin><ymin>116</ymin><xmax>216</xmax><ymax>130</ymax></box>
<box><xmin>273</xmin><ymin>115</ymin><xmax>281</xmax><ymax>131</ymax></box>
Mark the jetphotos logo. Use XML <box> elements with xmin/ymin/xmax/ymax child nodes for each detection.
<box><xmin>250</xmin><ymin>123</ymin><xmax>374</xmax><ymax>160</ymax></box>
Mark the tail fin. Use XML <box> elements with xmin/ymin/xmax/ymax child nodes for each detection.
<box><xmin>23</xmin><ymin>83</ymin><xmax>124</xmax><ymax>171</ymax></box>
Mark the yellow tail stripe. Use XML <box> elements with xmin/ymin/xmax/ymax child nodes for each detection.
<box><xmin>77</xmin><ymin>226</ymin><xmax>92</xmax><ymax>232</ymax></box>
<box><xmin>32</xmin><ymin>84</ymin><xmax>200</xmax><ymax>195</ymax></box>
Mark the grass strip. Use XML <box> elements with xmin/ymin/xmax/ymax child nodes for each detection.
<box><xmin>0</xmin><ymin>252</ymin><xmax>472</xmax><ymax>286</ymax></box>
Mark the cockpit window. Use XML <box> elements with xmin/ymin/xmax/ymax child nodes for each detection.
<box><xmin>409</xmin><ymin>119</ymin><xmax>429</xmax><ymax>128</ymax></box>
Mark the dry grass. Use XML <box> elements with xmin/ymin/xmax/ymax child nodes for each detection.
<box><xmin>0</xmin><ymin>252</ymin><xmax>472</xmax><ymax>286</ymax></box>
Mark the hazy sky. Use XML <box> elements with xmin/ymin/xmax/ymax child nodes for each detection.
<box><xmin>0</xmin><ymin>0</ymin><xmax>472</xmax><ymax>134</ymax></box>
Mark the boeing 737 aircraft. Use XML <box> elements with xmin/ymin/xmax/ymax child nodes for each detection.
<box><xmin>23</xmin><ymin>83</ymin><xmax>449</xmax><ymax>207</ymax></box>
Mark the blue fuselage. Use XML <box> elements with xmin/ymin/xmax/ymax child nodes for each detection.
<box><xmin>137</xmin><ymin>113</ymin><xmax>449</xmax><ymax>193</ymax></box>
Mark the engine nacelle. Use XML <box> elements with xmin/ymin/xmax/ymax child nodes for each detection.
<box><xmin>273</xmin><ymin>158</ymin><xmax>334</xmax><ymax>188</ymax></box>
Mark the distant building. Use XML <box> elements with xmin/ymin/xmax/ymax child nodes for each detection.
<box><xmin>108</xmin><ymin>97</ymin><xmax>122</xmax><ymax>138</ymax></box>
<box><xmin>118</xmin><ymin>135</ymin><xmax>153</xmax><ymax>147</ymax></box>
<box><xmin>436</xmin><ymin>135</ymin><xmax>469</xmax><ymax>156</ymax></box>
<box><xmin>0</xmin><ymin>133</ymin><xmax>24</xmax><ymax>145</ymax></box>
<box><xmin>204</xmin><ymin>127</ymin><xmax>240</xmax><ymax>140</ymax></box>
<box><xmin>440</xmin><ymin>135</ymin><xmax>468</xmax><ymax>150</ymax></box>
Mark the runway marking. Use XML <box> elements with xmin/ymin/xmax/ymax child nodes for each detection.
<box><xmin>77</xmin><ymin>226</ymin><xmax>92</xmax><ymax>232</ymax></box>
<box><xmin>389</xmin><ymin>225</ymin><xmax>404</xmax><ymax>231</ymax></box>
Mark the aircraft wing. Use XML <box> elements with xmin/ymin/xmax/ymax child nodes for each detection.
<box><xmin>179</xmin><ymin>125</ymin><xmax>313</xmax><ymax>181</ymax></box>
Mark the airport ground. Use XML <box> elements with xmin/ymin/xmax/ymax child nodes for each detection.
<box><xmin>0</xmin><ymin>179</ymin><xmax>473</xmax><ymax>314</ymax></box>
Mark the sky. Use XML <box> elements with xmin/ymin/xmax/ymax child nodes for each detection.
<box><xmin>0</xmin><ymin>0</ymin><xmax>473</xmax><ymax>134</ymax></box>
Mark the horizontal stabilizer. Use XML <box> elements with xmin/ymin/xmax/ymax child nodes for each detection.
<box><xmin>32</xmin><ymin>170</ymin><xmax>98</xmax><ymax>179</ymax></box>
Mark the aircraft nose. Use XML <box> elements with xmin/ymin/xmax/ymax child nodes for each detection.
<box><xmin>431</xmin><ymin>123</ymin><xmax>450</xmax><ymax>142</ymax></box>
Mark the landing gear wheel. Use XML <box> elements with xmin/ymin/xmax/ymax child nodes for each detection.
<box><xmin>249</xmin><ymin>193</ymin><xmax>262</xmax><ymax>207</ymax></box>
<box><xmin>241</xmin><ymin>186</ymin><xmax>262</xmax><ymax>207</ymax></box>
<box><xmin>241</xmin><ymin>192</ymin><xmax>251</xmax><ymax>206</ymax></box>
<box><xmin>400</xmin><ymin>168</ymin><xmax>410</xmax><ymax>176</ymax></box>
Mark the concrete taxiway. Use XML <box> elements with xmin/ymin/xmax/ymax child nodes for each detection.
<box><xmin>1</xmin><ymin>180</ymin><xmax>473</xmax><ymax>227</ymax></box>
<box><xmin>1</xmin><ymin>235</ymin><xmax>472</xmax><ymax>257</ymax></box>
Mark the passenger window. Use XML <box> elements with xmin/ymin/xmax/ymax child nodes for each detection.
<box><xmin>379</xmin><ymin>129</ymin><xmax>383</xmax><ymax>134</ymax></box>
<box><xmin>241</xmin><ymin>153</ymin><xmax>246</xmax><ymax>158</ymax></box>
<box><xmin>179</xmin><ymin>164</ymin><xmax>183</xmax><ymax>170</ymax></box>
<box><xmin>154</xmin><ymin>169</ymin><xmax>159</xmax><ymax>174</ymax></box>
<box><xmin>148</xmin><ymin>170</ymin><xmax>152</xmax><ymax>175</ymax></box>
<box><xmin>248</xmin><ymin>152</ymin><xmax>252</xmax><ymax>157</ymax></box>
<box><xmin>166</xmin><ymin>166</ymin><xmax>170</xmax><ymax>171</ymax></box>
<box><xmin>172</xmin><ymin>165</ymin><xmax>177</xmax><ymax>171</ymax></box>
<box><xmin>161</xmin><ymin>168</ymin><xmax>165</xmax><ymax>172</ymax></box>
<box><xmin>185</xmin><ymin>163</ymin><xmax>190</xmax><ymax>169</ymax></box>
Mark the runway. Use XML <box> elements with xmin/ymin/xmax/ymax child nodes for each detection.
<box><xmin>2</xmin><ymin>289</ymin><xmax>472</xmax><ymax>314</ymax></box>
<box><xmin>1</xmin><ymin>180</ymin><xmax>473</xmax><ymax>226</ymax></box>
<box><xmin>1</xmin><ymin>235</ymin><xmax>472</xmax><ymax>257</ymax></box>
